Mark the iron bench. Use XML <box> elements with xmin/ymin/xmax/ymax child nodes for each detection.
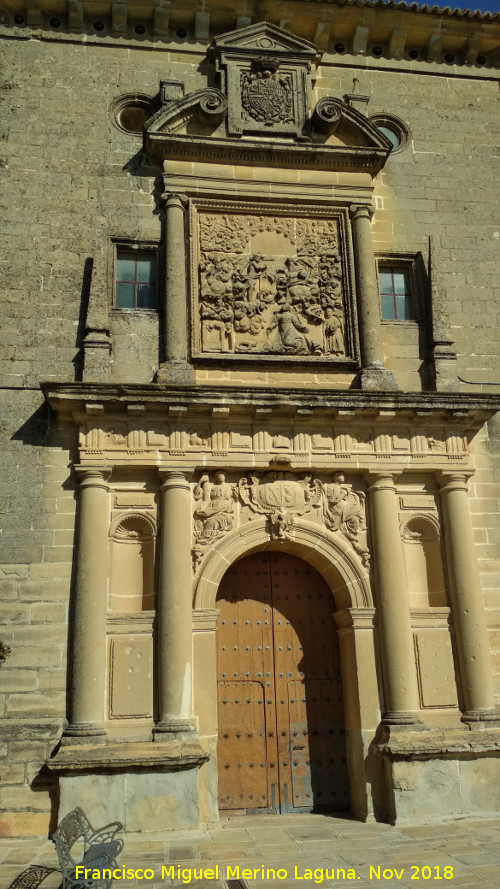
<box><xmin>7</xmin><ymin>865</ymin><xmax>60</xmax><ymax>889</ymax></box>
<box><xmin>52</xmin><ymin>807</ymin><xmax>123</xmax><ymax>889</ymax></box>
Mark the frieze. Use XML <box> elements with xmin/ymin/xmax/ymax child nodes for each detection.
<box><xmin>77</xmin><ymin>420</ymin><xmax>470</xmax><ymax>465</ymax></box>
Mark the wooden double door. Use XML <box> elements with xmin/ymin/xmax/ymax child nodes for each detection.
<box><xmin>216</xmin><ymin>552</ymin><xmax>349</xmax><ymax>814</ymax></box>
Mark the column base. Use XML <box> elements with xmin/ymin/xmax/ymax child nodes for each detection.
<box><xmin>381</xmin><ymin>711</ymin><xmax>424</xmax><ymax>728</ymax></box>
<box><xmin>61</xmin><ymin>722</ymin><xmax>107</xmax><ymax>744</ymax></box>
<box><xmin>356</xmin><ymin>363</ymin><xmax>398</xmax><ymax>391</ymax></box>
<box><xmin>156</xmin><ymin>360</ymin><xmax>195</xmax><ymax>385</ymax></box>
<box><xmin>461</xmin><ymin>708</ymin><xmax>500</xmax><ymax>727</ymax></box>
<box><xmin>153</xmin><ymin>718</ymin><xmax>197</xmax><ymax>740</ymax></box>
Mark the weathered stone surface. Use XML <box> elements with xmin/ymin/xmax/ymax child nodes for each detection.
<box><xmin>1</xmin><ymin>2</ymin><xmax>500</xmax><ymax>836</ymax></box>
<box><xmin>59</xmin><ymin>768</ymin><xmax>200</xmax><ymax>831</ymax></box>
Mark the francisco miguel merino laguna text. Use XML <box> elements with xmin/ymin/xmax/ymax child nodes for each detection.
<box><xmin>75</xmin><ymin>865</ymin><xmax>359</xmax><ymax>882</ymax></box>
<box><xmin>74</xmin><ymin>864</ymin><xmax>456</xmax><ymax>882</ymax></box>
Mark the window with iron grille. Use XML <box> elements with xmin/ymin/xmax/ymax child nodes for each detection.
<box><xmin>115</xmin><ymin>248</ymin><xmax>157</xmax><ymax>310</ymax></box>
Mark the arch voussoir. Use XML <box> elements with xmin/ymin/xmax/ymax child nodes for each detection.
<box><xmin>193</xmin><ymin>517</ymin><xmax>372</xmax><ymax>610</ymax></box>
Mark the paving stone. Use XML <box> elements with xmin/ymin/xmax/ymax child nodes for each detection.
<box><xmin>198</xmin><ymin>846</ymin><xmax>252</xmax><ymax>861</ymax></box>
<box><xmin>469</xmin><ymin>864</ymin><xmax>500</xmax><ymax>880</ymax></box>
<box><xmin>454</xmin><ymin>851</ymin><xmax>500</xmax><ymax>865</ymax></box>
<box><xmin>207</xmin><ymin>830</ymin><xmax>252</xmax><ymax>844</ymax></box>
<box><xmin>2</xmin><ymin>815</ymin><xmax>500</xmax><ymax>889</ymax></box>
<box><xmin>167</xmin><ymin>845</ymin><xmax>201</xmax><ymax>862</ymax></box>
<box><xmin>246</xmin><ymin>827</ymin><xmax>300</xmax><ymax>844</ymax></box>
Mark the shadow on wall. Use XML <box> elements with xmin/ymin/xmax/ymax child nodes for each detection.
<box><xmin>73</xmin><ymin>256</ymin><xmax>93</xmax><ymax>382</ymax></box>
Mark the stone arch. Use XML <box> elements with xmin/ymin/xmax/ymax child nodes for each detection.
<box><xmin>193</xmin><ymin>517</ymin><xmax>372</xmax><ymax>610</ymax></box>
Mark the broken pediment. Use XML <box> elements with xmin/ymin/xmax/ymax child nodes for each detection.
<box><xmin>143</xmin><ymin>21</ymin><xmax>391</xmax><ymax>174</ymax></box>
<box><xmin>145</xmin><ymin>89</ymin><xmax>227</xmax><ymax>139</ymax></box>
<box><xmin>313</xmin><ymin>98</ymin><xmax>393</xmax><ymax>150</ymax></box>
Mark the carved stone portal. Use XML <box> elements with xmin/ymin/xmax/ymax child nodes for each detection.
<box><xmin>195</xmin><ymin>208</ymin><xmax>352</xmax><ymax>360</ymax></box>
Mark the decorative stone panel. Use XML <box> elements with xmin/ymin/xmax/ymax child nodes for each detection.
<box><xmin>413</xmin><ymin>625</ymin><xmax>459</xmax><ymax>710</ymax></box>
<box><xmin>210</xmin><ymin>22</ymin><xmax>319</xmax><ymax>140</ymax></box>
<box><xmin>190</xmin><ymin>200</ymin><xmax>357</xmax><ymax>365</ymax></box>
<box><xmin>191</xmin><ymin>469</ymin><xmax>369</xmax><ymax>572</ymax></box>
<box><xmin>108</xmin><ymin>634</ymin><xmax>153</xmax><ymax>719</ymax></box>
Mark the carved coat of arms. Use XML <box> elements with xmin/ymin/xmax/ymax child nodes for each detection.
<box><xmin>241</xmin><ymin>59</ymin><xmax>293</xmax><ymax>125</ymax></box>
<box><xmin>239</xmin><ymin>472</ymin><xmax>321</xmax><ymax>539</ymax></box>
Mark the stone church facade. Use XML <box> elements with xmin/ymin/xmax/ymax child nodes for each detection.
<box><xmin>1</xmin><ymin>0</ymin><xmax>500</xmax><ymax>836</ymax></box>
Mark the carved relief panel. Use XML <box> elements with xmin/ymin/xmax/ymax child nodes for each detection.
<box><xmin>192</xmin><ymin>469</ymin><xmax>369</xmax><ymax>571</ymax></box>
<box><xmin>190</xmin><ymin>201</ymin><xmax>357</xmax><ymax>364</ymax></box>
<box><xmin>211</xmin><ymin>22</ymin><xmax>318</xmax><ymax>140</ymax></box>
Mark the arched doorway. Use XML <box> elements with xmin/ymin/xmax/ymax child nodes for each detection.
<box><xmin>216</xmin><ymin>550</ymin><xmax>349</xmax><ymax>814</ymax></box>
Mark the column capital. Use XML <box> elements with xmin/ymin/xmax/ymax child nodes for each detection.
<box><xmin>334</xmin><ymin>607</ymin><xmax>376</xmax><ymax>632</ymax></box>
<box><xmin>162</xmin><ymin>192</ymin><xmax>188</xmax><ymax>209</ymax></box>
<box><xmin>349</xmin><ymin>204</ymin><xmax>375</xmax><ymax>222</ymax></box>
<box><xmin>75</xmin><ymin>465</ymin><xmax>111</xmax><ymax>489</ymax></box>
<box><xmin>437</xmin><ymin>470</ymin><xmax>473</xmax><ymax>493</ymax></box>
<box><xmin>365</xmin><ymin>470</ymin><xmax>399</xmax><ymax>490</ymax></box>
<box><xmin>159</xmin><ymin>469</ymin><xmax>193</xmax><ymax>490</ymax></box>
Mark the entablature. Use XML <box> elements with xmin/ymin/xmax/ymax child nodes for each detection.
<box><xmin>42</xmin><ymin>382</ymin><xmax>499</xmax><ymax>473</ymax></box>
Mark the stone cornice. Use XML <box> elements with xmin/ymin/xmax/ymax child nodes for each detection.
<box><xmin>1</xmin><ymin>1</ymin><xmax>498</xmax><ymax>71</ymax></box>
<box><xmin>41</xmin><ymin>382</ymin><xmax>500</xmax><ymax>426</ymax></box>
<box><xmin>46</xmin><ymin>740</ymin><xmax>209</xmax><ymax>772</ymax></box>
<box><xmin>376</xmin><ymin>726</ymin><xmax>500</xmax><ymax>760</ymax></box>
<box><xmin>146</xmin><ymin>132</ymin><xmax>390</xmax><ymax>175</ymax></box>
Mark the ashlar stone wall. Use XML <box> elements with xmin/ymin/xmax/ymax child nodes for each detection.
<box><xmin>0</xmin><ymin>30</ymin><xmax>499</xmax><ymax>835</ymax></box>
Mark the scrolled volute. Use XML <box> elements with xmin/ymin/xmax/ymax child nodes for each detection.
<box><xmin>313</xmin><ymin>97</ymin><xmax>344</xmax><ymax>133</ymax></box>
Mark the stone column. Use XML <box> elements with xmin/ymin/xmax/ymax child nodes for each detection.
<box><xmin>64</xmin><ymin>466</ymin><xmax>111</xmax><ymax>741</ymax></box>
<box><xmin>156</xmin><ymin>192</ymin><xmax>195</xmax><ymax>384</ymax></box>
<box><xmin>350</xmin><ymin>205</ymin><xmax>397</xmax><ymax>390</ymax></box>
<box><xmin>438</xmin><ymin>472</ymin><xmax>498</xmax><ymax>722</ymax></box>
<box><xmin>154</xmin><ymin>470</ymin><xmax>196</xmax><ymax>738</ymax></box>
<box><xmin>367</xmin><ymin>472</ymin><xmax>421</xmax><ymax>724</ymax></box>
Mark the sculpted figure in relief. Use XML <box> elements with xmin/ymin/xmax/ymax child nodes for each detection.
<box><xmin>322</xmin><ymin>472</ymin><xmax>370</xmax><ymax>566</ymax></box>
<box><xmin>323</xmin><ymin>307</ymin><xmax>344</xmax><ymax>355</ymax></box>
<box><xmin>193</xmin><ymin>471</ymin><xmax>237</xmax><ymax>545</ymax></box>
